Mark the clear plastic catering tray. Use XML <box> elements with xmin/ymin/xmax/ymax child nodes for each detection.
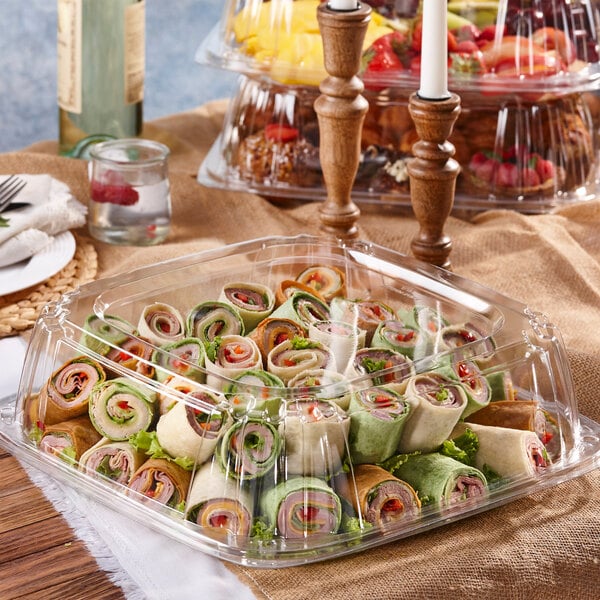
<box><xmin>1</xmin><ymin>235</ymin><xmax>599</xmax><ymax>568</ymax></box>
<box><xmin>196</xmin><ymin>0</ymin><xmax>600</xmax><ymax>96</ymax></box>
<box><xmin>199</xmin><ymin>75</ymin><xmax>600</xmax><ymax>214</ymax></box>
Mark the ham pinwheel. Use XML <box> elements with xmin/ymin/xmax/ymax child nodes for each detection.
<box><xmin>186</xmin><ymin>301</ymin><xmax>245</xmax><ymax>342</ymax></box>
<box><xmin>204</xmin><ymin>334</ymin><xmax>263</xmax><ymax>390</ymax></box>
<box><xmin>79</xmin><ymin>438</ymin><xmax>146</xmax><ymax>485</ymax></box>
<box><xmin>219</xmin><ymin>282</ymin><xmax>275</xmax><ymax>330</ymax></box>
<box><xmin>267</xmin><ymin>337</ymin><xmax>336</xmax><ymax>384</ymax></box>
<box><xmin>39</xmin><ymin>416</ymin><xmax>101</xmax><ymax>464</ymax></box>
<box><xmin>128</xmin><ymin>457</ymin><xmax>191</xmax><ymax>509</ymax></box>
<box><xmin>82</xmin><ymin>313</ymin><xmax>136</xmax><ymax>356</ymax></box>
<box><xmin>295</xmin><ymin>264</ymin><xmax>346</xmax><ymax>302</ymax></box>
<box><xmin>151</xmin><ymin>337</ymin><xmax>206</xmax><ymax>383</ymax></box>
<box><xmin>137</xmin><ymin>302</ymin><xmax>185</xmax><ymax>347</ymax></box>
<box><xmin>248</xmin><ymin>317</ymin><xmax>305</xmax><ymax>362</ymax></box>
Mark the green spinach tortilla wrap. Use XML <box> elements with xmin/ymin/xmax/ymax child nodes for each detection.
<box><xmin>79</xmin><ymin>437</ymin><xmax>147</xmax><ymax>485</ymax></box>
<box><xmin>339</xmin><ymin>464</ymin><xmax>421</xmax><ymax>528</ymax></box>
<box><xmin>281</xmin><ymin>398</ymin><xmax>350</xmax><ymax>477</ymax></box>
<box><xmin>151</xmin><ymin>337</ymin><xmax>206</xmax><ymax>383</ymax></box>
<box><xmin>40</xmin><ymin>356</ymin><xmax>107</xmax><ymax>425</ymax></box>
<box><xmin>218</xmin><ymin>417</ymin><xmax>281</xmax><ymax>480</ymax></box>
<box><xmin>156</xmin><ymin>389</ymin><xmax>229</xmax><ymax>465</ymax></box>
<box><xmin>452</xmin><ymin>422</ymin><xmax>551</xmax><ymax>479</ymax></box>
<box><xmin>186</xmin><ymin>301</ymin><xmax>245</xmax><ymax>342</ymax></box>
<box><xmin>390</xmin><ymin>453</ymin><xmax>488</xmax><ymax>517</ymax></box>
<box><xmin>219</xmin><ymin>282</ymin><xmax>275</xmax><ymax>331</ymax></box>
<box><xmin>127</xmin><ymin>457</ymin><xmax>191</xmax><ymax>509</ymax></box>
<box><xmin>185</xmin><ymin>462</ymin><xmax>254</xmax><ymax>537</ymax></box>
<box><xmin>81</xmin><ymin>313</ymin><xmax>136</xmax><ymax>356</ymax></box>
<box><xmin>371</xmin><ymin>320</ymin><xmax>427</xmax><ymax>361</ymax></box>
<box><xmin>397</xmin><ymin>373</ymin><xmax>467</xmax><ymax>453</ymax></box>
<box><xmin>269</xmin><ymin>290</ymin><xmax>330</xmax><ymax>328</ymax></box>
<box><xmin>267</xmin><ymin>337</ymin><xmax>336</xmax><ymax>384</ymax></box>
<box><xmin>89</xmin><ymin>377</ymin><xmax>157</xmax><ymax>441</ymax></box>
<box><xmin>260</xmin><ymin>476</ymin><xmax>342</xmax><ymax>539</ymax></box>
<box><xmin>347</xmin><ymin>385</ymin><xmax>411</xmax><ymax>464</ymax></box>
<box><xmin>137</xmin><ymin>302</ymin><xmax>185</xmax><ymax>347</ymax></box>
<box><xmin>224</xmin><ymin>369</ymin><xmax>285</xmax><ymax>395</ymax></box>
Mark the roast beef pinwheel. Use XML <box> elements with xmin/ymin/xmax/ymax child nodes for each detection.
<box><xmin>156</xmin><ymin>390</ymin><xmax>229</xmax><ymax>464</ymax></box>
<box><xmin>347</xmin><ymin>385</ymin><xmax>412</xmax><ymax>464</ymax></box>
<box><xmin>186</xmin><ymin>301</ymin><xmax>245</xmax><ymax>342</ymax></box>
<box><xmin>452</xmin><ymin>422</ymin><xmax>551</xmax><ymax>479</ymax></box>
<box><xmin>219</xmin><ymin>282</ymin><xmax>275</xmax><ymax>330</ymax></box>
<box><xmin>390</xmin><ymin>453</ymin><xmax>488</xmax><ymax>517</ymax></box>
<box><xmin>88</xmin><ymin>377</ymin><xmax>157</xmax><ymax>441</ymax></box>
<box><xmin>128</xmin><ymin>457</ymin><xmax>191</xmax><ymax>509</ymax></box>
<box><xmin>397</xmin><ymin>373</ymin><xmax>467</xmax><ymax>453</ymax></box>
<box><xmin>280</xmin><ymin>398</ymin><xmax>350</xmax><ymax>477</ymax></box>
<box><xmin>40</xmin><ymin>356</ymin><xmax>107</xmax><ymax>425</ymax></box>
<box><xmin>151</xmin><ymin>337</ymin><xmax>206</xmax><ymax>383</ymax></box>
<box><xmin>248</xmin><ymin>317</ymin><xmax>305</xmax><ymax>361</ymax></box>
<box><xmin>295</xmin><ymin>264</ymin><xmax>346</xmax><ymax>302</ymax></box>
<box><xmin>39</xmin><ymin>416</ymin><xmax>101</xmax><ymax>464</ymax></box>
<box><xmin>82</xmin><ymin>313</ymin><xmax>136</xmax><ymax>356</ymax></box>
<box><xmin>340</xmin><ymin>464</ymin><xmax>421</xmax><ymax>528</ymax></box>
<box><xmin>267</xmin><ymin>337</ymin><xmax>336</xmax><ymax>384</ymax></box>
<box><xmin>137</xmin><ymin>302</ymin><xmax>185</xmax><ymax>347</ymax></box>
<box><xmin>79</xmin><ymin>438</ymin><xmax>147</xmax><ymax>485</ymax></box>
<box><xmin>185</xmin><ymin>462</ymin><xmax>254</xmax><ymax>537</ymax></box>
<box><xmin>204</xmin><ymin>334</ymin><xmax>263</xmax><ymax>390</ymax></box>
<box><xmin>218</xmin><ymin>417</ymin><xmax>281</xmax><ymax>480</ymax></box>
<box><xmin>260</xmin><ymin>476</ymin><xmax>342</xmax><ymax>539</ymax></box>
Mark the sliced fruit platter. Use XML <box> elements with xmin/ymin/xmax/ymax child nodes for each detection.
<box><xmin>1</xmin><ymin>236</ymin><xmax>598</xmax><ymax>567</ymax></box>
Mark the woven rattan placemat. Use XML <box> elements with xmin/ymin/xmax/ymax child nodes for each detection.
<box><xmin>0</xmin><ymin>235</ymin><xmax>97</xmax><ymax>338</ymax></box>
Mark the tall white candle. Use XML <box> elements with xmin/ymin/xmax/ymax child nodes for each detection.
<box><xmin>328</xmin><ymin>0</ymin><xmax>359</xmax><ymax>10</ymax></box>
<box><xmin>418</xmin><ymin>0</ymin><xmax>450</xmax><ymax>100</ymax></box>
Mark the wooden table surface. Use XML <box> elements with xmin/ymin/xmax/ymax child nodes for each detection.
<box><xmin>0</xmin><ymin>447</ymin><xmax>125</xmax><ymax>600</ymax></box>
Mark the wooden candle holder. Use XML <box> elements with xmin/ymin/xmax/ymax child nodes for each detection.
<box><xmin>314</xmin><ymin>2</ymin><xmax>371</xmax><ymax>240</ymax></box>
<box><xmin>407</xmin><ymin>92</ymin><xmax>461</xmax><ymax>269</ymax></box>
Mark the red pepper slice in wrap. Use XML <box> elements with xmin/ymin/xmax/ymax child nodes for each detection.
<box><xmin>128</xmin><ymin>457</ymin><xmax>191</xmax><ymax>509</ymax></box>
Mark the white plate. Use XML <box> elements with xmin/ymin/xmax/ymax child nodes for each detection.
<box><xmin>0</xmin><ymin>231</ymin><xmax>76</xmax><ymax>296</ymax></box>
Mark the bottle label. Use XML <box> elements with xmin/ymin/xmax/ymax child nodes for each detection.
<box><xmin>124</xmin><ymin>1</ymin><xmax>145</xmax><ymax>105</ymax></box>
<box><xmin>57</xmin><ymin>0</ymin><xmax>82</xmax><ymax>114</ymax></box>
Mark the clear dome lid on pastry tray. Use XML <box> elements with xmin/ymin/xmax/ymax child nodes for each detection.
<box><xmin>199</xmin><ymin>75</ymin><xmax>600</xmax><ymax>215</ymax></box>
<box><xmin>1</xmin><ymin>235</ymin><xmax>598</xmax><ymax>567</ymax></box>
<box><xmin>196</xmin><ymin>0</ymin><xmax>600</xmax><ymax>99</ymax></box>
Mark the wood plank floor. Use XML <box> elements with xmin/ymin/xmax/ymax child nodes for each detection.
<box><xmin>0</xmin><ymin>448</ymin><xmax>125</xmax><ymax>600</ymax></box>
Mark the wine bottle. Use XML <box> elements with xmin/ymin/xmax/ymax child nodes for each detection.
<box><xmin>57</xmin><ymin>0</ymin><xmax>145</xmax><ymax>157</ymax></box>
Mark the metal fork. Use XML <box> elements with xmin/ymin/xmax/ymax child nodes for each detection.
<box><xmin>0</xmin><ymin>176</ymin><xmax>27</xmax><ymax>213</ymax></box>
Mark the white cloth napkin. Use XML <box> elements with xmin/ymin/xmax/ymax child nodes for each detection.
<box><xmin>0</xmin><ymin>174</ymin><xmax>87</xmax><ymax>268</ymax></box>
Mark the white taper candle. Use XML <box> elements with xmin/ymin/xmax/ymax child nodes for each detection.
<box><xmin>418</xmin><ymin>0</ymin><xmax>450</xmax><ymax>100</ymax></box>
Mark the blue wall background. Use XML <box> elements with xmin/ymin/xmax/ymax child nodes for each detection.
<box><xmin>0</xmin><ymin>0</ymin><xmax>237</xmax><ymax>152</ymax></box>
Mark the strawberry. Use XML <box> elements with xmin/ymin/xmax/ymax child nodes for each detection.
<box><xmin>468</xmin><ymin>151</ymin><xmax>489</xmax><ymax>171</ymax></box>
<box><xmin>456</xmin><ymin>40</ymin><xmax>480</xmax><ymax>54</ymax></box>
<box><xmin>91</xmin><ymin>178</ymin><xmax>139</xmax><ymax>206</ymax></box>
<box><xmin>362</xmin><ymin>40</ymin><xmax>404</xmax><ymax>90</ymax></box>
<box><xmin>477</xmin><ymin>24</ymin><xmax>507</xmax><ymax>43</ymax></box>
<box><xmin>474</xmin><ymin>158</ymin><xmax>500</xmax><ymax>184</ymax></box>
<box><xmin>522</xmin><ymin>166</ymin><xmax>541</xmax><ymax>187</ymax></box>
<box><xmin>533</xmin><ymin>157</ymin><xmax>556</xmax><ymax>182</ymax></box>
<box><xmin>264</xmin><ymin>123</ymin><xmax>299</xmax><ymax>143</ymax></box>
<box><xmin>496</xmin><ymin>162</ymin><xmax>519</xmax><ymax>188</ymax></box>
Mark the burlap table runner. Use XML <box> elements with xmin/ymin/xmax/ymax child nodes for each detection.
<box><xmin>3</xmin><ymin>99</ymin><xmax>599</xmax><ymax>599</ymax></box>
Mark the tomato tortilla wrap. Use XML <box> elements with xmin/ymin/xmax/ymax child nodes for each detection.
<box><xmin>128</xmin><ymin>457</ymin><xmax>191</xmax><ymax>509</ymax></box>
<box><xmin>452</xmin><ymin>422</ymin><xmax>551</xmax><ymax>479</ymax></box>
<box><xmin>185</xmin><ymin>462</ymin><xmax>254</xmax><ymax>537</ymax></box>
<box><xmin>440</xmin><ymin>322</ymin><xmax>495</xmax><ymax>362</ymax></box>
<box><xmin>371</xmin><ymin>320</ymin><xmax>427</xmax><ymax>361</ymax></box>
<box><xmin>89</xmin><ymin>377</ymin><xmax>157</xmax><ymax>441</ymax></box>
<box><xmin>156</xmin><ymin>389</ymin><xmax>229</xmax><ymax>465</ymax></box>
<box><xmin>267</xmin><ymin>338</ymin><xmax>336</xmax><ymax>384</ymax></box>
<box><xmin>340</xmin><ymin>464</ymin><xmax>421</xmax><ymax>528</ymax></box>
<box><xmin>186</xmin><ymin>301</ymin><xmax>245</xmax><ymax>342</ymax></box>
<box><xmin>288</xmin><ymin>368</ymin><xmax>353</xmax><ymax>411</ymax></box>
<box><xmin>390</xmin><ymin>453</ymin><xmax>488</xmax><ymax>517</ymax></box>
<box><xmin>280</xmin><ymin>398</ymin><xmax>350</xmax><ymax>477</ymax></box>
<box><xmin>81</xmin><ymin>313</ymin><xmax>136</xmax><ymax>356</ymax></box>
<box><xmin>204</xmin><ymin>335</ymin><xmax>263</xmax><ymax>391</ymax></box>
<box><xmin>260</xmin><ymin>476</ymin><xmax>342</xmax><ymax>539</ymax></box>
<box><xmin>218</xmin><ymin>417</ymin><xmax>281</xmax><ymax>480</ymax></box>
<box><xmin>79</xmin><ymin>438</ymin><xmax>146</xmax><ymax>485</ymax></box>
<box><xmin>274</xmin><ymin>279</ymin><xmax>327</xmax><ymax>307</ymax></box>
<box><xmin>345</xmin><ymin>347</ymin><xmax>414</xmax><ymax>387</ymax></box>
<box><xmin>248</xmin><ymin>317</ymin><xmax>306</xmax><ymax>362</ymax></box>
<box><xmin>465</xmin><ymin>399</ymin><xmax>543</xmax><ymax>431</ymax></box>
<box><xmin>39</xmin><ymin>416</ymin><xmax>102</xmax><ymax>464</ymax></box>
<box><xmin>40</xmin><ymin>356</ymin><xmax>107</xmax><ymax>425</ymax></box>
<box><xmin>269</xmin><ymin>290</ymin><xmax>330</xmax><ymax>328</ymax></box>
<box><xmin>219</xmin><ymin>282</ymin><xmax>275</xmax><ymax>331</ymax></box>
<box><xmin>347</xmin><ymin>386</ymin><xmax>411</xmax><ymax>464</ymax></box>
<box><xmin>308</xmin><ymin>320</ymin><xmax>366</xmax><ymax>374</ymax></box>
<box><xmin>330</xmin><ymin>298</ymin><xmax>396</xmax><ymax>345</ymax></box>
<box><xmin>151</xmin><ymin>337</ymin><xmax>206</xmax><ymax>383</ymax></box>
<box><xmin>295</xmin><ymin>264</ymin><xmax>346</xmax><ymax>303</ymax></box>
<box><xmin>106</xmin><ymin>335</ymin><xmax>156</xmax><ymax>378</ymax></box>
<box><xmin>137</xmin><ymin>302</ymin><xmax>185</xmax><ymax>347</ymax></box>
<box><xmin>397</xmin><ymin>373</ymin><xmax>467</xmax><ymax>453</ymax></box>
<box><xmin>434</xmin><ymin>359</ymin><xmax>491</xmax><ymax>418</ymax></box>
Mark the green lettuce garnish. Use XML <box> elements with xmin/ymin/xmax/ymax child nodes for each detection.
<box><xmin>129</xmin><ymin>430</ymin><xmax>195</xmax><ymax>471</ymax></box>
<box><xmin>439</xmin><ymin>428</ymin><xmax>479</xmax><ymax>466</ymax></box>
<box><xmin>361</xmin><ymin>357</ymin><xmax>388</xmax><ymax>374</ymax></box>
<box><xmin>204</xmin><ymin>336</ymin><xmax>223</xmax><ymax>363</ymax></box>
<box><xmin>290</xmin><ymin>336</ymin><xmax>318</xmax><ymax>350</ymax></box>
<box><xmin>379</xmin><ymin>452</ymin><xmax>420</xmax><ymax>475</ymax></box>
<box><xmin>250</xmin><ymin>518</ymin><xmax>274</xmax><ymax>541</ymax></box>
